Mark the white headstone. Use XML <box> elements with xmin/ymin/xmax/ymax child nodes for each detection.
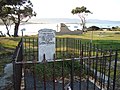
<box><xmin>38</xmin><ymin>29</ymin><xmax>55</xmax><ymax>62</ymax></box>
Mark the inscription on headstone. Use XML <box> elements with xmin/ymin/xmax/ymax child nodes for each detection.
<box><xmin>38</xmin><ymin>29</ymin><xmax>55</xmax><ymax>62</ymax></box>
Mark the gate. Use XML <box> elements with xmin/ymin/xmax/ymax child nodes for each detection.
<box><xmin>13</xmin><ymin>38</ymin><xmax>118</xmax><ymax>90</ymax></box>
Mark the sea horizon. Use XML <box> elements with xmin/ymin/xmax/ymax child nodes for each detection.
<box><xmin>0</xmin><ymin>18</ymin><xmax>120</xmax><ymax>36</ymax></box>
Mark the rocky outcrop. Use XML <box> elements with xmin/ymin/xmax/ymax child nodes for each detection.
<box><xmin>60</xmin><ymin>23</ymin><xmax>71</xmax><ymax>33</ymax></box>
<box><xmin>57</xmin><ymin>23</ymin><xmax>82</xmax><ymax>35</ymax></box>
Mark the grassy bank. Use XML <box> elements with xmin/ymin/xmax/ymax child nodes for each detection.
<box><xmin>57</xmin><ymin>31</ymin><xmax>120</xmax><ymax>50</ymax></box>
<box><xmin>0</xmin><ymin>31</ymin><xmax>120</xmax><ymax>75</ymax></box>
<box><xmin>0</xmin><ymin>37</ymin><xmax>21</xmax><ymax>74</ymax></box>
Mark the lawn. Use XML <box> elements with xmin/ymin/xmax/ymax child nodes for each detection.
<box><xmin>57</xmin><ymin>31</ymin><xmax>120</xmax><ymax>50</ymax></box>
<box><xmin>0</xmin><ymin>37</ymin><xmax>21</xmax><ymax>75</ymax></box>
<box><xmin>0</xmin><ymin>31</ymin><xmax>120</xmax><ymax>74</ymax></box>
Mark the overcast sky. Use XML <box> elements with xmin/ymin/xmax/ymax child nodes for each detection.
<box><xmin>30</xmin><ymin>0</ymin><xmax>120</xmax><ymax>21</ymax></box>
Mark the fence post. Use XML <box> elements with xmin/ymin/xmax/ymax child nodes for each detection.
<box><xmin>70</xmin><ymin>54</ymin><xmax>74</xmax><ymax>90</ymax></box>
<box><xmin>62</xmin><ymin>56</ymin><xmax>65</xmax><ymax>90</ymax></box>
<box><xmin>113</xmin><ymin>50</ymin><xmax>118</xmax><ymax>90</ymax></box>
<box><xmin>12</xmin><ymin>39</ymin><xmax>23</xmax><ymax>90</ymax></box>
<box><xmin>43</xmin><ymin>54</ymin><xmax>46</xmax><ymax>90</ymax></box>
<box><xmin>53</xmin><ymin>54</ymin><xmax>56</xmax><ymax>90</ymax></box>
<box><xmin>94</xmin><ymin>49</ymin><xmax>98</xmax><ymax>90</ymax></box>
<box><xmin>79</xmin><ymin>44</ymin><xmax>83</xmax><ymax>90</ymax></box>
<box><xmin>107</xmin><ymin>49</ymin><xmax>112</xmax><ymax>90</ymax></box>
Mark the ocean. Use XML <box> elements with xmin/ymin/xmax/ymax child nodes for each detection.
<box><xmin>0</xmin><ymin>19</ymin><xmax>120</xmax><ymax>36</ymax></box>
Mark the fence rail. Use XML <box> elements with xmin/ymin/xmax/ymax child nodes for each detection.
<box><xmin>13</xmin><ymin>38</ymin><xmax>118</xmax><ymax>90</ymax></box>
<box><xmin>12</xmin><ymin>39</ymin><xmax>23</xmax><ymax>90</ymax></box>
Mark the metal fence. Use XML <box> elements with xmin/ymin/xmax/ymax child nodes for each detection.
<box><xmin>13</xmin><ymin>38</ymin><xmax>118</xmax><ymax>90</ymax></box>
<box><xmin>12</xmin><ymin>39</ymin><xmax>23</xmax><ymax>90</ymax></box>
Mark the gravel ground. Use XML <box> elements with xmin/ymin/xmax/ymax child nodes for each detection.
<box><xmin>25</xmin><ymin>73</ymin><xmax>100</xmax><ymax>90</ymax></box>
<box><xmin>0</xmin><ymin>63</ymin><xmax>13</xmax><ymax>90</ymax></box>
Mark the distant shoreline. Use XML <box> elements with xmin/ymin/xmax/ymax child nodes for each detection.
<box><xmin>1</xmin><ymin>18</ymin><xmax>120</xmax><ymax>26</ymax></box>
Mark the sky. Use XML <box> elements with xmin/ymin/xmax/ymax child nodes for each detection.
<box><xmin>30</xmin><ymin>0</ymin><xmax>120</xmax><ymax>21</ymax></box>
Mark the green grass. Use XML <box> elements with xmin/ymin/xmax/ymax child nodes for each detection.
<box><xmin>57</xmin><ymin>31</ymin><xmax>120</xmax><ymax>50</ymax></box>
<box><xmin>1</xmin><ymin>31</ymin><xmax>120</xmax><ymax>55</ymax></box>
<box><xmin>0</xmin><ymin>37</ymin><xmax>21</xmax><ymax>54</ymax></box>
<box><xmin>0</xmin><ymin>31</ymin><xmax>120</xmax><ymax>88</ymax></box>
<box><xmin>0</xmin><ymin>31</ymin><xmax>120</xmax><ymax>75</ymax></box>
<box><xmin>0</xmin><ymin>37</ymin><xmax>21</xmax><ymax>74</ymax></box>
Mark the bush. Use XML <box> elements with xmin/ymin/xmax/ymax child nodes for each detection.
<box><xmin>87</xmin><ymin>26</ymin><xmax>100</xmax><ymax>31</ymax></box>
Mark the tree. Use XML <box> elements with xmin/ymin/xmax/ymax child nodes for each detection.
<box><xmin>0</xmin><ymin>0</ymin><xmax>36</xmax><ymax>37</ymax></box>
<box><xmin>0</xmin><ymin>1</ymin><xmax>11</xmax><ymax>36</ymax></box>
<box><xmin>88</xmin><ymin>26</ymin><xmax>100</xmax><ymax>31</ymax></box>
<box><xmin>71</xmin><ymin>6</ymin><xmax>92</xmax><ymax>32</ymax></box>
